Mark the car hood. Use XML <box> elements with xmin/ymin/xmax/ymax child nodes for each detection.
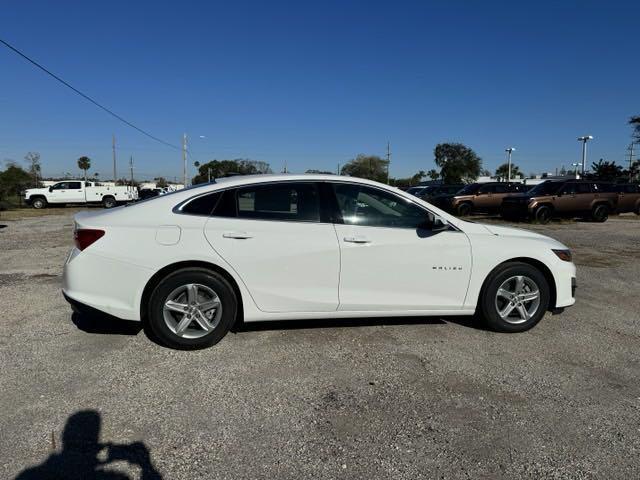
<box><xmin>478</xmin><ymin>223</ymin><xmax>561</xmax><ymax>243</ymax></box>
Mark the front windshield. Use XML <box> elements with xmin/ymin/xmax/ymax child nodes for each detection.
<box><xmin>528</xmin><ymin>181</ymin><xmax>563</xmax><ymax>196</ymax></box>
<box><xmin>456</xmin><ymin>184</ymin><xmax>480</xmax><ymax>195</ymax></box>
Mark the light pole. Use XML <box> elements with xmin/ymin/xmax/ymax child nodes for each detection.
<box><xmin>505</xmin><ymin>147</ymin><xmax>515</xmax><ymax>182</ymax></box>
<box><xmin>183</xmin><ymin>134</ymin><xmax>207</xmax><ymax>187</ymax></box>
<box><xmin>577</xmin><ymin>135</ymin><xmax>593</xmax><ymax>177</ymax></box>
<box><xmin>571</xmin><ymin>162</ymin><xmax>581</xmax><ymax>179</ymax></box>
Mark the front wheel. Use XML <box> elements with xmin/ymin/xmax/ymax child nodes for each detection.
<box><xmin>456</xmin><ymin>203</ymin><xmax>472</xmax><ymax>216</ymax></box>
<box><xmin>32</xmin><ymin>197</ymin><xmax>47</xmax><ymax>209</ymax></box>
<box><xmin>147</xmin><ymin>268</ymin><xmax>237</xmax><ymax>349</ymax></box>
<box><xmin>480</xmin><ymin>262</ymin><xmax>550</xmax><ymax>333</ymax></box>
<box><xmin>534</xmin><ymin>205</ymin><xmax>552</xmax><ymax>224</ymax></box>
<box><xmin>591</xmin><ymin>204</ymin><xmax>609</xmax><ymax>222</ymax></box>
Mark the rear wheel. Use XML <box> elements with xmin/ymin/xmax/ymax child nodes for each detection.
<box><xmin>591</xmin><ymin>204</ymin><xmax>609</xmax><ymax>222</ymax></box>
<box><xmin>32</xmin><ymin>197</ymin><xmax>47</xmax><ymax>209</ymax></box>
<box><xmin>534</xmin><ymin>205</ymin><xmax>552</xmax><ymax>224</ymax></box>
<box><xmin>456</xmin><ymin>203</ymin><xmax>472</xmax><ymax>216</ymax></box>
<box><xmin>102</xmin><ymin>196</ymin><xmax>117</xmax><ymax>208</ymax></box>
<box><xmin>480</xmin><ymin>262</ymin><xmax>550</xmax><ymax>333</ymax></box>
<box><xmin>147</xmin><ymin>268</ymin><xmax>237</xmax><ymax>349</ymax></box>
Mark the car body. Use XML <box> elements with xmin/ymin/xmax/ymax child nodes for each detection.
<box><xmin>419</xmin><ymin>184</ymin><xmax>464</xmax><ymax>203</ymax></box>
<box><xmin>25</xmin><ymin>181</ymin><xmax>138</xmax><ymax>209</ymax></box>
<box><xmin>63</xmin><ymin>174</ymin><xmax>576</xmax><ymax>349</ymax></box>
<box><xmin>138</xmin><ymin>188</ymin><xmax>162</xmax><ymax>200</ymax></box>
<box><xmin>435</xmin><ymin>182</ymin><xmax>528</xmax><ymax>216</ymax></box>
<box><xmin>405</xmin><ymin>186</ymin><xmax>431</xmax><ymax>197</ymax></box>
<box><xmin>501</xmin><ymin>180</ymin><xmax>618</xmax><ymax>223</ymax></box>
<box><xmin>615</xmin><ymin>183</ymin><xmax>640</xmax><ymax>214</ymax></box>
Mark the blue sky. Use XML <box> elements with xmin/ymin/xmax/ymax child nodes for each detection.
<box><xmin>1</xmin><ymin>0</ymin><xmax>639</xmax><ymax>180</ymax></box>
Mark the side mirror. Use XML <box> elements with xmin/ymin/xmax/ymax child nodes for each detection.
<box><xmin>48</xmin><ymin>186</ymin><xmax>53</xmax><ymax>192</ymax></box>
<box><xmin>422</xmin><ymin>214</ymin><xmax>449</xmax><ymax>232</ymax></box>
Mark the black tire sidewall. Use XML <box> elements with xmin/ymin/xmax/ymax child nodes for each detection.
<box><xmin>148</xmin><ymin>268</ymin><xmax>237</xmax><ymax>349</ymax></box>
<box><xmin>592</xmin><ymin>205</ymin><xmax>608</xmax><ymax>222</ymax></box>
<box><xmin>103</xmin><ymin>197</ymin><xmax>116</xmax><ymax>208</ymax></box>
<box><xmin>480</xmin><ymin>262</ymin><xmax>550</xmax><ymax>333</ymax></box>
<box><xmin>457</xmin><ymin>203</ymin><xmax>471</xmax><ymax>216</ymax></box>
<box><xmin>535</xmin><ymin>206</ymin><xmax>551</xmax><ymax>224</ymax></box>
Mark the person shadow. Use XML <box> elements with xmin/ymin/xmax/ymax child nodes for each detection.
<box><xmin>15</xmin><ymin>410</ymin><xmax>162</xmax><ymax>480</ymax></box>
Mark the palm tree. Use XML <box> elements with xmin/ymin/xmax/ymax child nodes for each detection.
<box><xmin>77</xmin><ymin>156</ymin><xmax>91</xmax><ymax>182</ymax></box>
<box><xmin>495</xmin><ymin>162</ymin><xmax>522</xmax><ymax>181</ymax></box>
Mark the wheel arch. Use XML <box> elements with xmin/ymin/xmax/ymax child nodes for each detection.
<box><xmin>477</xmin><ymin>257</ymin><xmax>557</xmax><ymax>312</ymax></box>
<box><xmin>140</xmin><ymin>260</ymin><xmax>244</xmax><ymax>325</ymax></box>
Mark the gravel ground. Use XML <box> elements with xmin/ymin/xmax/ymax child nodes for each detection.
<box><xmin>1</xmin><ymin>211</ymin><xmax>639</xmax><ymax>479</ymax></box>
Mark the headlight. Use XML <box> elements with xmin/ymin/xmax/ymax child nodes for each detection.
<box><xmin>552</xmin><ymin>249</ymin><xmax>572</xmax><ymax>262</ymax></box>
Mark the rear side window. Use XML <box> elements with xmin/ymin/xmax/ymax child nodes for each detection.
<box><xmin>479</xmin><ymin>185</ymin><xmax>495</xmax><ymax>194</ymax></box>
<box><xmin>494</xmin><ymin>184</ymin><xmax>508</xmax><ymax>193</ymax></box>
<box><xmin>236</xmin><ymin>183</ymin><xmax>320</xmax><ymax>222</ymax></box>
<box><xmin>181</xmin><ymin>191</ymin><xmax>222</xmax><ymax>216</ymax></box>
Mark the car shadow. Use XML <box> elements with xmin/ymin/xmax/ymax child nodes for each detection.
<box><xmin>14</xmin><ymin>409</ymin><xmax>162</xmax><ymax>479</ymax></box>
<box><xmin>71</xmin><ymin>312</ymin><xmax>142</xmax><ymax>336</ymax></box>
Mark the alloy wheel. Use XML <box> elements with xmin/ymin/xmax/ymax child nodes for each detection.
<box><xmin>162</xmin><ymin>283</ymin><xmax>222</xmax><ymax>339</ymax></box>
<box><xmin>494</xmin><ymin>275</ymin><xmax>541</xmax><ymax>324</ymax></box>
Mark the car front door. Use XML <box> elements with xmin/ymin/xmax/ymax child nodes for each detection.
<box><xmin>330</xmin><ymin>183</ymin><xmax>472</xmax><ymax>311</ymax></box>
<box><xmin>48</xmin><ymin>182</ymin><xmax>78</xmax><ymax>203</ymax></box>
<box><xmin>203</xmin><ymin>182</ymin><xmax>340</xmax><ymax>313</ymax></box>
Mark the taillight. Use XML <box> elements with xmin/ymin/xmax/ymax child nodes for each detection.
<box><xmin>74</xmin><ymin>229</ymin><xmax>105</xmax><ymax>251</ymax></box>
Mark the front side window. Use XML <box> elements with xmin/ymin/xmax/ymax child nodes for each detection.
<box><xmin>494</xmin><ymin>184</ymin><xmax>508</xmax><ymax>194</ymax></box>
<box><xmin>332</xmin><ymin>184</ymin><xmax>427</xmax><ymax>228</ymax></box>
<box><xmin>236</xmin><ymin>183</ymin><xmax>320</xmax><ymax>222</ymax></box>
<box><xmin>52</xmin><ymin>182</ymin><xmax>70</xmax><ymax>190</ymax></box>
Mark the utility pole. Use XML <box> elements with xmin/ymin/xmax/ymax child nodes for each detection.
<box><xmin>129</xmin><ymin>155</ymin><xmax>134</xmax><ymax>186</ymax></box>
<box><xmin>112</xmin><ymin>134</ymin><xmax>117</xmax><ymax>182</ymax></box>
<box><xmin>208</xmin><ymin>167</ymin><xmax>212</xmax><ymax>183</ymax></box>
<box><xmin>337</xmin><ymin>163</ymin><xmax>340</xmax><ymax>175</ymax></box>
<box><xmin>571</xmin><ymin>162</ymin><xmax>580</xmax><ymax>180</ymax></box>
<box><xmin>386</xmin><ymin>141</ymin><xmax>391</xmax><ymax>184</ymax></box>
<box><xmin>577</xmin><ymin>135</ymin><xmax>593</xmax><ymax>176</ymax></box>
<box><xmin>182</xmin><ymin>133</ymin><xmax>188</xmax><ymax>188</ymax></box>
<box><xmin>505</xmin><ymin>147</ymin><xmax>515</xmax><ymax>182</ymax></box>
<box><xmin>628</xmin><ymin>143</ymin><xmax>636</xmax><ymax>181</ymax></box>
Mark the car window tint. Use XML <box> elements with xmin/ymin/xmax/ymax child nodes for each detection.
<box><xmin>52</xmin><ymin>183</ymin><xmax>68</xmax><ymax>190</ymax></box>
<box><xmin>577</xmin><ymin>183</ymin><xmax>591</xmax><ymax>194</ymax></box>
<box><xmin>333</xmin><ymin>184</ymin><xmax>427</xmax><ymax>228</ymax></box>
<box><xmin>561</xmin><ymin>183</ymin><xmax>578</xmax><ymax>195</ymax></box>
<box><xmin>181</xmin><ymin>191</ymin><xmax>222</xmax><ymax>216</ymax></box>
<box><xmin>68</xmin><ymin>182</ymin><xmax>81</xmax><ymax>189</ymax></box>
<box><xmin>236</xmin><ymin>183</ymin><xmax>320</xmax><ymax>222</ymax></box>
<box><xmin>494</xmin><ymin>184</ymin><xmax>508</xmax><ymax>193</ymax></box>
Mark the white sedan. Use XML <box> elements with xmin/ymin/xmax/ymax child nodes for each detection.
<box><xmin>63</xmin><ymin>174</ymin><xmax>576</xmax><ymax>349</ymax></box>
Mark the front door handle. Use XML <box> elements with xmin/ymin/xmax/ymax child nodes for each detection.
<box><xmin>223</xmin><ymin>231</ymin><xmax>253</xmax><ymax>239</ymax></box>
<box><xmin>344</xmin><ymin>236</ymin><xmax>371</xmax><ymax>244</ymax></box>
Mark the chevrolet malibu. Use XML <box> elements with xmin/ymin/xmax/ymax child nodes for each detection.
<box><xmin>63</xmin><ymin>174</ymin><xmax>576</xmax><ymax>349</ymax></box>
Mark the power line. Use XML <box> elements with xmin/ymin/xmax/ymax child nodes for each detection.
<box><xmin>0</xmin><ymin>37</ymin><xmax>180</xmax><ymax>151</ymax></box>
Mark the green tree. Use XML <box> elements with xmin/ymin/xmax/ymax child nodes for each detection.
<box><xmin>340</xmin><ymin>154</ymin><xmax>389</xmax><ymax>182</ymax></box>
<box><xmin>427</xmin><ymin>169</ymin><xmax>439</xmax><ymax>181</ymax></box>
<box><xmin>589</xmin><ymin>159</ymin><xmax>623</xmax><ymax>181</ymax></box>
<box><xmin>389</xmin><ymin>170</ymin><xmax>426</xmax><ymax>188</ymax></box>
<box><xmin>192</xmin><ymin>159</ymin><xmax>272</xmax><ymax>184</ymax></box>
<box><xmin>433</xmin><ymin>143</ymin><xmax>482</xmax><ymax>184</ymax></box>
<box><xmin>77</xmin><ymin>156</ymin><xmax>91</xmax><ymax>182</ymax></box>
<box><xmin>0</xmin><ymin>163</ymin><xmax>32</xmax><ymax>207</ymax></box>
<box><xmin>495</xmin><ymin>162</ymin><xmax>523</xmax><ymax>181</ymax></box>
<box><xmin>24</xmin><ymin>152</ymin><xmax>42</xmax><ymax>187</ymax></box>
<box><xmin>154</xmin><ymin>177</ymin><xmax>168</xmax><ymax>188</ymax></box>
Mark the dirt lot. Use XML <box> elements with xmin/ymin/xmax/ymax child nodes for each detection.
<box><xmin>1</xmin><ymin>210</ymin><xmax>639</xmax><ymax>479</ymax></box>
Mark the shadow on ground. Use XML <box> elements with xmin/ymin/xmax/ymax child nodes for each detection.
<box><xmin>72</xmin><ymin>312</ymin><xmax>142</xmax><ymax>336</ymax></box>
<box><xmin>14</xmin><ymin>410</ymin><xmax>162</xmax><ymax>479</ymax></box>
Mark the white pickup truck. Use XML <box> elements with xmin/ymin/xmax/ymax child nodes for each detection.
<box><xmin>24</xmin><ymin>181</ymin><xmax>138</xmax><ymax>209</ymax></box>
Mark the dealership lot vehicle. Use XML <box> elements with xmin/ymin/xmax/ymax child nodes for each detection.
<box><xmin>615</xmin><ymin>183</ymin><xmax>640</xmax><ymax>214</ymax></box>
<box><xmin>24</xmin><ymin>180</ymin><xmax>138</xmax><ymax>209</ymax></box>
<box><xmin>501</xmin><ymin>179</ymin><xmax>618</xmax><ymax>223</ymax></box>
<box><xmin>1</xmin><ymin>211</ymin><xmax>639</xmax><ymax>479</ymax></box>
<box><xmin>418</xmin><ymin>183</ymin><xmax>464</xmax><ymax>202</ymax></box>
<box><xmin>433</xmin><ymin>182</ymin><xmax>528</xmax><ymax>216</ymax></box>
<box><xmin>63</xmin><ymin>174</ymin><xmax>575</xmax><ymax>349</ymax></box>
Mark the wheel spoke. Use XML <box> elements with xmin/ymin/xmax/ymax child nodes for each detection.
<box><xmin>519</xmin><ymin>290</ymin><xmax>539</xmax><ymax>302</ymax></box>
<box><xmin>515</xmin><ymin>304</ymin><xmax>530</xmax><ymax>321</ymax></box>
<box><xmin>165</xmin><ymin>300</ymin><xmax>187</xmax><ymax>314</ymax></box>
<box><xmin>192</xmin><ymin>310</ymin><xmax>213</xmax><ymax>331</ymax></box>
<box><xmin>174</xmin><ymin>315</ymin><xmax>193</xmax><ymax>335</ymax></box>
<box><xmin>514</xmin><ymin>276</ymin><xmax>525</xmax><ymax>294</ymax></box>
<box><xmin>497</xmin><ymin>288</ymin><xmax>513</xmax><ymax>300</ymax></box>
<box><xmin>198</xmin><ymin>298</ymin><xmax>220</xmax><ymax>311</ymax></box>
<box><xmin>498</xmin><ymin>303</ymin><xmax>516</xmax><ymax>319</ymax></box>
<box><xmin>186</xmin><ymin>284</ymin><xmax>198</xmax><ymax>304</ymax></box>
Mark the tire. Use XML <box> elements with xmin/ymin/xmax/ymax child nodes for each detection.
<box><xmin>147</xmin><ymin>268</ymin><xmax>237</xmax><ymax>350</ymax></box>
<box><xmin>456</xmin><ymin>203</ymin><xmax>472</xmax><ymax>217</ymax></box>
<box><xmin>479</xmin><ymin>262</ymin><xmax>550</xmax><ymax>333</ymax></box>
<box><xmin>591</xmin><ymin>204</ymin><xmax>609</xmax><ymax>223</ymax></box>
<box><xmin>32</xmin><ymin>197</ymin><xmax>47</xmax><ymax>209</ymax></box>
<box><xmin>534</xmin><ymin>205</ymin><xmax>552</xmax><ymax>224</ymax></box>
<box><xmin>102</xmin><ymin>196</ymin><xmax>117</xmax><ymax>208</ymax></box>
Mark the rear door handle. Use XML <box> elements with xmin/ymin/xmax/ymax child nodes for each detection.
<box><xmin>223</xmin><ymin>231</ymin><xmax>253</xmax><ymax>239</ymax></box>
<box><xmin>344</xmin><ymin>236</ymin><xmax>371</xmax><ymax>244</ymax></box>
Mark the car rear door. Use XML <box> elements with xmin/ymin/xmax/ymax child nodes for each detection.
<box><xmin>330</xmin><ymin>182</ymin><xmax>472</xmax><ymax>311</ymax></box>
<box><xmin>203</xmin><ymin>182</ymin><xmax>340</xmax><ymax>313</ymax></box>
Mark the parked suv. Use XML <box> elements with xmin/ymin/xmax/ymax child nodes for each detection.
<box><xmin>436</xmin><ymin>182</ymin><xmax>528</xmax><ymax>216</ymax></box>
<box><xmin>501</xmin><ymin>180</ymin><xmax>618</xmax><ymax>223</ymax></box>
<box><xmin>419</xmin><ymin>184</ymin><xmax>464</xmax><ymax>203</ymax></box>
<box><xmin>615</xmin><ymin>184</ymin><xmax>640</xmax><ymax>215</ymax></box>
